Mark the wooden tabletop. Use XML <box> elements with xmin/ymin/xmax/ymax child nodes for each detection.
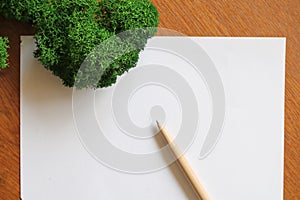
<box><xmin>0</xmin><ymin>0</ymin><xmax>299</xmax><ymax>199</ymax></box>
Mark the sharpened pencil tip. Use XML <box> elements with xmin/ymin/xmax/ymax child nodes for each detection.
<box><xmin>156</xmin><ymin>120</ymin><xmax>161</xmax><ymax>129</ymax></box>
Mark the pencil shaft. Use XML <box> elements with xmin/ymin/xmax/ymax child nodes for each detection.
<box><xmin>177</xmin><ymin>156</ymin><xmax>211</xmax><ymax>200</ymax></box>
<box><xmin>157</xmin><ymin>122</ymin><xmax>210</xmax><ymax>200</ymax></box>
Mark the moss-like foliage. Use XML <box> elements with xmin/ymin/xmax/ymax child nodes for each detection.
<box><xmin>98</xmin><ymin>0</ymin><xmax>159</xmax><ymax>33</ymax></box>
<box><xmin>0</xmin><ymin>0</ymin><xmax>44</xmax><ymax>22</ymax></box>
<box><xmin>0</xmin><ymin>37</ymin><xmax>9</xmax><ymax>69</ymax></box>
<box><xmin>0</xmin><ymin>0</ymin><xmax>159</xmax><ymax>88</ymax></box>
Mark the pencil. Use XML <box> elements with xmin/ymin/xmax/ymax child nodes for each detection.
<box><xmin>156</xmin><ymin>121</ymin><xmax>210</xmax><ymax>200</ymax></box>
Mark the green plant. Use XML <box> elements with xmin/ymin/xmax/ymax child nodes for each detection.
<box><xmin>0</xmin><ymin>37</ymin><xmax>9</xmax><ymax>69</ymax></box>
<box><xmin>0</xmin><ymin>0</ymin><xmax>43</xmax><ymax>22</ymax></box>
<box><xmin>0</xmin><ymin>0</ymin><xmax>159</xmax><ymax>88</ymax></box>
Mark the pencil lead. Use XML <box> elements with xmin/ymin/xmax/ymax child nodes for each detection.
<box><xmin>156</xmin><ymin>120</ymin><xmax>161</xmax><ymax>129</ymax></box>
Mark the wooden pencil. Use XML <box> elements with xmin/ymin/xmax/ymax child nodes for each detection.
<box><xmin>156</xmin><ymin>121</ymin><xmax>210</xmax><ymax>200</ymax></box>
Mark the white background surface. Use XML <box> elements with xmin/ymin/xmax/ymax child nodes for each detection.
<box><xmin>21</xmin><ymin>36</ymin><xmax>285</xmax><ymax>200</ymax></box>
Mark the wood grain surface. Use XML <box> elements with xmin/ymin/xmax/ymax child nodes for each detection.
<box><xmin>0</xmin><ymin>1</ymin><xmax>299</xmax><ymax>199</ymax></box>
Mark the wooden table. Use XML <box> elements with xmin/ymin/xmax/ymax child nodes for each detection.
<box><xmin>0</xmin><ymin>1</ymin><xmax>299</xmax><ymax>199</ymax></box>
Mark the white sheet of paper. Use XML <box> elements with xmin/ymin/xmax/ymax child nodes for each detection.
<box><xmin>21</xmin><ymin>36</ymin><xmax>285</xmax><ymax>200</ymax></box>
